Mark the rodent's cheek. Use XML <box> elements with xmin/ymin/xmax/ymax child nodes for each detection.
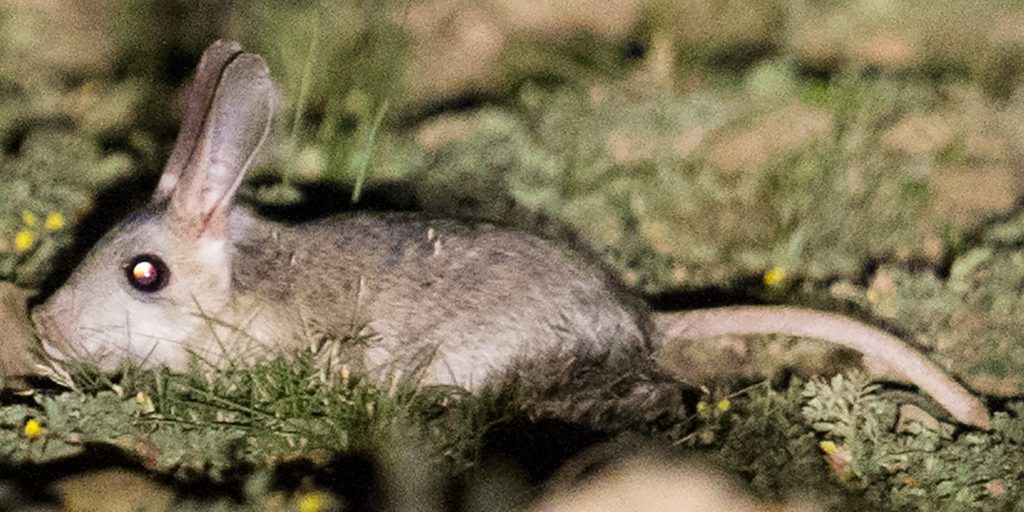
<box><xmin>32</xmin><ymin>300</ymin><xmax>124</xmax><ymax>366</ymax></box>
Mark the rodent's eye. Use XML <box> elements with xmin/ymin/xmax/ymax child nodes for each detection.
<box><xmin>126</xmin><ymin>254</ymin><xmax>170</xmax><ymax>293</ymax></box>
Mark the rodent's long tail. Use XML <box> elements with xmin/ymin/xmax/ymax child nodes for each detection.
<box><xmin>652</xmin><ymin>306</ymin><xmax>991</xmax><ymax>430</ymax></box>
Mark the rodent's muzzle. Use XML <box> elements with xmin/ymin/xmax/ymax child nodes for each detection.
<box><xmin>29</xmin><ymin>305</ymin><xmax>73</xmax><ymax>363</ymax></box>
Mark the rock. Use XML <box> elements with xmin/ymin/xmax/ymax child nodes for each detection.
<box><xmin>0</xmin><ymin>282</ymin><xmax>39</xmax><ymax>388</ymax></box>
<box><xmin>534</xmin><ymin>451</ymin><xmax>771</xmax><ymax>512</ymax></box>
<box><xmin>53</xmin><ymin>469</ymin><xmax>174</xmax><ymax>512</ymax></box>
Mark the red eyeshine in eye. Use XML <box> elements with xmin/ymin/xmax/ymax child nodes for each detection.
<box><xmin>132</xmin><ymin>261</ymin><xmax>158</xmax><ymax>286</ymax></box>
<box><xmin>126</xmin><ymin>254</ymin><xmax>169</xmax><ymax>292</ymax></box>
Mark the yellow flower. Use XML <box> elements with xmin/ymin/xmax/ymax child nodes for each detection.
<box><xmin>717</xmin><ymin>399</ymin><xmax>730</xmax><ymax>412</ymax></box>
<box><xmin>136</xmin><ymin>392</ymin><xmax>156</xmax><ymax>414</ymax></box>
<box><xmin>696</xmin><ymin>401</ymin><xmax>708</xmax><ymax>413</ymax></box>
<box><xmin>23</xmin><ymin>419</ymin><xmax>41</xmax><ymax>439</ymax></box>
<box><xmin>44</xmin><ymin>212</ymin><xmax>66</xmax><ymax>231</ymax></box>
<box><xmin>763</xmin><ymin>266</ymin><xmax>785</xmax><ymax>288</ymax></box>
<box><xmin>21</xmin><ymin>211</ymin><xmax>37</xmax><ymax>227</ymax></box>
<box><xmin>14</xmin><ymin>230</ymin><xmax>33</xmax><ymax>252</ymax></box>
<box><xmin>819</xmin><ymin>440</ymin><xmax>837</xmax><ymax>455</ymax></box>
<box><xmin>298</xmin><ymin>491</ymin><xmax>330</xmax><ymax>512</ymax></box>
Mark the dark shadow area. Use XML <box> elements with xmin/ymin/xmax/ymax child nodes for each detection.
<box><xmin>794</xmin><ymin>60</ymin><xmax>841</xmax><ymax>84</ymax></box>
<box><xmin>0</xmin><ymin>382</ymin><xmax>60</xmax><ymax>405</ymax></box>
<box><xmin>393</xmin><ymin>91</ymin><xmax>507</xmax><ymax>131</ymax></box>
<box><xmin>1</xmin><ymin>116</ymin><xmax>76</xmax><ymax>157</ymax></box>
<box><xmin>645</xmin><ymin>277</ymin><xmax>770</xmax><ymax>311</ymax></box>
<box><xmin>477</xmin><ymin>417</ymin><xmax>608</xmax><ymax>487</ymax></box>
<box><xmin>0</xmin><ymin>443</ymin><xmax>245</xmax><ymax>507</ymax></box>
<box><xmin>271</xmin><ymin>452</ymin><xmax>384</xmax><ymax>512</ymax></box>
<box><xmin>30</xmin><ymin>172</ymin><xmax>160</xmax><ymax>305</ymax></box>
<box><xmin>934</xmin><ymin>193</ymin><xmax>1024</xmax><ymax>278</ymax></box>
<box><xmin>243</xmin><ymin>176</ymin><xmax>422</xmax><ymax>222</ymax></box>
<box><xmin>707</xmin><ymin>41</ymin><xmax>779</xmax><ymax>74</ymax></box>
<box><xmin>0</xmin><ymin>445</ymin><xmax>390</xmax><ymax>510</ymax></box>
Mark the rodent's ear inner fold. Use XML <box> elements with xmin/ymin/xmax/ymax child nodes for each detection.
<box><xmin>153</xmin><ymin>40</ymin><xmax>243</xmax><ymax>205</ymax></box>
<box><xmin>166</xmin><ymin>51</ymin><xmax>275</xmax><ymax>239</ymax></box>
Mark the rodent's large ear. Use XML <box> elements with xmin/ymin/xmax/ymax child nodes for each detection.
<box><xmin>166</xmin><ymin>51</ymin><xmax>274</xmax><ymax>238</ymax></box>
<box><xmin>152</xmin><ymin>40</ymin><xmax>243</xmax><ymax>204</ymax></box>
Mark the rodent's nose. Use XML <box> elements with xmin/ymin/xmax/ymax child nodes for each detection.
<box><xmin>28</xmin><ymin>306</ymin><xmax>50</xmax><ymax>338</ymax></box>
<box><xmin>28</xmin><ymin>306</ymin><xmax>41</xmax><ymax>328</ymax></box>
<box><xmin>28</xmin><ymin>306</ymin><xmax>65</xmax><ymax>359</ymax></box>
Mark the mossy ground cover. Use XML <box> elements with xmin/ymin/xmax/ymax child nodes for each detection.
<box><xmin>4</xmin><ymin>0</ymin><xmax>1024</xmax><ymax>510</ymax></box>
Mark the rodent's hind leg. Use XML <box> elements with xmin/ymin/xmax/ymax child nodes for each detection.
<box><xmin>501</xmin><ymin>345</ymin><xmax>687</xmax><ymax>433</ymax></box>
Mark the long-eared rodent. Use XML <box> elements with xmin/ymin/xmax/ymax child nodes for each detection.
<box><xmin>30</xmin><ymin>41</ymin><xmax>991</xmax><ymax>430</ymax></box>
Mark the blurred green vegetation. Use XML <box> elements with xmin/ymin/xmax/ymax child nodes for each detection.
<box><xmin>4</xmin><ymin>0</ymin><xmax>1023</xmax><ymax>288</ymax></box>
<box><xmin>7</xmin><ymin>361</ymin><xmax>1024</xmax><ymax>510</ymax></box>
<box><xmin>5</xmin><ymin>0</ymin><xmax>1024</xmax><ymax>509</ymax></box>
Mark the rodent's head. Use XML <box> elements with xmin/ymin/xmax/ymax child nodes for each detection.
<box><xmin>32</xmin><ymin>209</ymin><xmax>238</xmax><ymax>370</ymax></box>
<box><xmin>31</xmin><ymin>40</ymin><xmax>274</xmax><ymax>371</ymax></box>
